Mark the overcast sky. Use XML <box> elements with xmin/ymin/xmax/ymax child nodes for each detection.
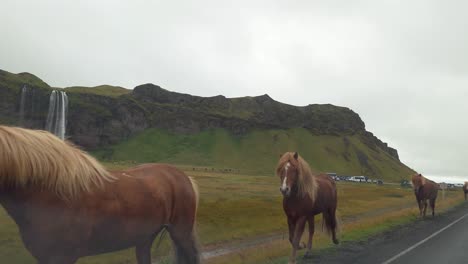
<box><xmin>1</xmin><ymin>0</ymin><xmax>467</xmax><ymax>181</ymax></box>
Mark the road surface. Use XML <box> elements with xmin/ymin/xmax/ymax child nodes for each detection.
<box><xmin>302</xmin><ymin>202</ymin><xmax>468</xmax><ymax>264</ymax></box>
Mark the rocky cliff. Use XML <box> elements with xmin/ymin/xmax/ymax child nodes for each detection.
<box><xmin>0</xmin><ymin>69</ymin><xmax>399</xmax><ymax>160</ymax></box>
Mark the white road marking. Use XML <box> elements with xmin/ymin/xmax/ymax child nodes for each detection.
<box><xmin>381</xmin><ymin>212</ymin><xmax>468</xmax><ymax>264</ymax></box>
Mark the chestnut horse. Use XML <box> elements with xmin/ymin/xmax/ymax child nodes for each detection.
<box><xmin>411</xmin><ymin>173</ymin><xmax>438</xmax><ymax>217</ymax></box>
<box><xmin>463</xmin><ymin>182</ymin><xmax>468</xmax><ymax>200</ymax></box>
<box><xmin>276</xmin><ymin>152</ymin><xmax>339</xmax><ymax>264</ymax></box>
<box><xmin>0</xmin><ymin>126</ymin><xmax>200</xmax><ymax>264</ymax></box>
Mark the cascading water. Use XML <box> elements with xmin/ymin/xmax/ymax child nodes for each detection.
<box><xmin>45</xmin><ymin>90</ymin><xmax>68</xmax><ymax>140</ymax></box>
<box><xmin>19</xmin><ymin>85</ymin><xmax>28</xmax><ymax>125</ymax></box>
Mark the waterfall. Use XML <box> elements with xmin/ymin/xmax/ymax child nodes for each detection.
<box><xmin>45</xmin><ymin>90</ymin><xmax>68</xmax><ymax>140</ymax></box>
<box><xmin>19</xmin><ymin>85</ymin><xmax>28</xmax><ymax>125</ymax></box>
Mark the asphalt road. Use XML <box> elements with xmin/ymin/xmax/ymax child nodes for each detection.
<box><xmin>302</xmin><ymin>202</ymin><xmax>468</xmax><ymax>264</ymax></box>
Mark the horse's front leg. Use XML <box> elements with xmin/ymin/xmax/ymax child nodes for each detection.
<box><xmin>423</xmin><ymin>200</ymin><xmax>428</xmax><ymax>217</ymax></box>
<box><xmin>303</xmin><ymin>216</ymin><xmax>315</xmax><ymax>259</ymax></box>
<box><xmin>287</xmin><ymin>216</ymin><xmax>295</xmax><ymax>245</ymax></box>
<box><xmin>288</xmin><ymin>216</ymin><xmax>307</xmax><ymax>264</ymax></box>
<box><xmin>418</xmin><ymin>200</ymin><xmax>424</xmax><ymax>217</ymax></box>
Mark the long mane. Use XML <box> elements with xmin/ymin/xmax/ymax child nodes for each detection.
<box><xmin>0</xmin><ymin>126</ymin><xmax>115</xmax><ymax>199</ymax></box>
<box><xmin>276</xmin><ymin>152</ymin><xmax>318</xmax><ymax>202</ymax></box>
<box><xmin>412</xmin><ymin>173</ymin><xmax>437</xmax><ymax>187</ymax></box>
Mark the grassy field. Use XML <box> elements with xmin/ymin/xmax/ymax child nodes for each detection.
<box><xmin>0</xmin><ymin>166</ymin><xmax>463</xmax><ymax>264</ymax></box>
<box><xmin>65</xmin><ymin>85</ymin><xmax>131</xmax><ymax>98</ymax></box>
<box><xmin>94</xmin><ymin>128</ymin><xmax>414</xmax><ymax>182</ymax></box>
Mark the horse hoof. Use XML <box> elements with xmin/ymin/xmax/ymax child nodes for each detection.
<box><xmin>333</xmin><ymin>238</ymin><xmax>339</xmax><ymax>245</ymax></box>
<box><xmin>303</xmin><ymin>251</ymin><xmax>313</xmax><ymax>259</ymax></box>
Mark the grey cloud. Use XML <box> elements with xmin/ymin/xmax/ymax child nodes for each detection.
<box><xmin>1</xmin><ymin>0</ymin><xmax>467</xmax><ymax>179</ymax></box>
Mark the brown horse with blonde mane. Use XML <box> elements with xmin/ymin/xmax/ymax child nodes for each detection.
<box><xmin>276</xmin><ymin>152</ymin><xmax>339</xmax><ymax>264</ymax></box>
<box><xmin>463</xmin><ymin>182</ymin><xmax>468</xmax><ymax>200</ymax></box>
<box><xmin>0</xmin><ymin>126</ymin><xmax>200</xmax><ymax>264</ymax></box>
<box><xmin>411</xmin><ymin>173</ymin><xmax>438</xmax><ymax>217</ymax></box>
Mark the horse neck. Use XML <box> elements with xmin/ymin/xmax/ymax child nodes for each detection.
<box><xmin>0</xmin><ymin>188</ymin><xmax>35</xmax><ymax>225</ymax></box>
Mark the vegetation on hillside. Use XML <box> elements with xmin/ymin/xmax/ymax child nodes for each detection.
<box><xmin>95</xmin><ymin>128</ymin><xmax>414</xmax><ymax>181</ymax></box>
<box><xmin>65</xmin><ymin>85</ymin><xmax>130</xmax><ymax>98</ymax></box>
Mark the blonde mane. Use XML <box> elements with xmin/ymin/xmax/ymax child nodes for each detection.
<box><xmin>0</xmin><ymin>126</ymin><xmax>115</xmax><ymax>199</ymax></box>
<box><xmin>411</xmin><ymin>173</ymin><xmax>439</xmax><ymax>188</ymax></box>
<box><xmin>276</xmin><ymin>152</ymin><xmax>318</xmax><ymax>202</ymax></box>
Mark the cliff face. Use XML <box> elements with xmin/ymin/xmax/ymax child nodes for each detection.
<box><xmin>0</xmin><ymin>69</ymin><xmax>400</xmax><ymax>161</ymax></box>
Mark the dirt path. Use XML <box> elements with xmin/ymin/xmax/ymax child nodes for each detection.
<box><xmin>197</xmin><ymin>203</ymin><xmax>415</xmax><ymax>261</ymax></box>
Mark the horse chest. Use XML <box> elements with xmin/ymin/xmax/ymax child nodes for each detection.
<box><xmin>283</xmin><ymin>198</ymin><xmax>319</xmax><ymax>217</ymax></box>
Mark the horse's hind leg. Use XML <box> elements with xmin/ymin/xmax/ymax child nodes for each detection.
<box><xmin>430</xmin><ymin>198</ymin><xmax>436</xmax><ymax>217</ymax></box>
<box><xmin>135</xmin><ymin>232</ymin><xmax>158</xmax><ymax>264</ymax></box>
<box><xmin>423</xmin><ymin>200</ymin><xmax>428</xmax><ymax>217</ymax></box>
<box><xmin>168</xmin><ymin>224</ymin><xmax>200</xmax><ymax>264</ymax></box>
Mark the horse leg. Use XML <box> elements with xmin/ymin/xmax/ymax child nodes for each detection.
<box><xmin>168</xmin><ymin>224</ymin><xmax>200</xmax><ymax>264</ymax></box>
<box><xmin>418</xmin><ymin>200</ymin><xmax>423</xmax><ymax>217</ymax></box>
<box><xmin>135</xmin><ymin>233</ymin><xmax>158</xmax><ymax>264</ymax></box>
<box><xmin>303</xmin><ymin>216</ymin><xmax>315</xmax><ymax>259</ymax></box>
<box><xmin>430</xmin><ymin>198</ymin><xmax>436</xmax><ymax>217</ymax></box>
<box><xmin>327</xmin><ymin>209</ymin><xmax>339</xmax><ymax>245</ymax></box>
<box><xmin>288</xmin><ymin>216</ymin><xmax>306</xmax><ymax>264</ymax></box>
<box><xmin>423</xmin><ymin>200</ymin><xmax>428</xmax><ymax>217</ymax></box>
<box><xmin>287</xmin><ymin>216</ymin><xmax>295</xmax><ymax>245</ymax></box>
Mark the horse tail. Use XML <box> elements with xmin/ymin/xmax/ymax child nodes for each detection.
<box><xmin>170</xmin><ymin>175</ymin><xmax>201</xmax><ymax>264</ymax></box>
<box><xmin>323</xmin><ymin>209</ymin><xmax>340</xmax><ymax>244</ymax></box>
<box><xmin>323</xmin><ymin>184</ymin><xmax>340</xmax><ymax>244</ymax></box>
<box><xmin>188</xmin><ymin>176</ymin><xmax>200</xmax><ymax>212</ymax></box>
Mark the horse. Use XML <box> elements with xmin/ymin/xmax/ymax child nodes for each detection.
<box><xmin>276</xmin><ymin>152</ymin><xmax>339</xmax><ymax>264</ymax></box>
<box><xmin>411</xmin><ymin>173</ymin><xmax>438</xmax><ymax>217</ymax></box>
<box><xmin>463</xmin><ymin>182</ymin><xmax>468</xmax><ymax>200</ymax></box>
<box><xmin>0</xmin><ymin>126</ymin><xmax>200</xmax><ymax>264</ymax></box>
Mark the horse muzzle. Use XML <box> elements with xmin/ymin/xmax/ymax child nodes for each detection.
<box><xmin>280</xmin><ymin>187</ymin><xmax>291</xmax><ymax>197</ymax></box>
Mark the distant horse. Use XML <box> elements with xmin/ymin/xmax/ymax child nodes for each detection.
<box><xmin>276</xmin><ymin>152</ymin><xmax>339</xmax><ymax>264</ymax></box>
<box><xmin>463</xmin><ymin>182</ymin><xmax>468</xmax><ymax>200</ymax></box>
<box><xmin>411</xmin><ymin>173</ymin><xmax>438</xmax><ymax>217</ymax></box>
<box><xmin>0</xmin><ymin>126</ymin><xmax>200</xmax><ymax>264</ymax></box>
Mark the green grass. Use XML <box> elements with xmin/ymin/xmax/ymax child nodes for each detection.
<box><xmin>65</xmin><ymin>85</ymin><xmax>131</xmax><ymax>98</ymax></box>
<box><xmin>0</xmin><ymin>70</ymin><xmax>50</xmax><ymax>92</ymax></box>
<box><xmin>0</xmin><ymin>167</ymin><xmax>463</xmax><ymax>264</ymax></box>
<box><xmin>94</xmin><ymin>128</ymin><xmax>414</xmax><ymax>182</ymax></box>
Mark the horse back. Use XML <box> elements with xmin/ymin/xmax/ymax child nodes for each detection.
<box><xmin>283</xmin><ymin>174</ymin><xmax>337</xmax><ymax>216</ymax></box>
<box><xmin>421</xmin><ymin>181</ymin><xmax>439</xmax><ymax>200</ymax></box>
<box><xmin>315</xmin><ymin>174</ymin><xmax>338</xmax><ymax>206</ymax></box>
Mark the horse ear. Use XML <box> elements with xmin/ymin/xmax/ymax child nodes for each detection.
<box><xmin>418</xmin><ymin>173</ymin><xmax>422</xmax><ymax>176</ymax></box>
<box><xmin>294</xmin><ymin>152</ymin><xmax>298</xmax><ymax>160</ymax></box>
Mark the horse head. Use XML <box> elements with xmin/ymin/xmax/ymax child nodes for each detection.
<box><xmin>277</xmin><ymin>152</ymin><xmax>300</xmax><ymax>197</ymax></box>
<box><xmin>411</xmin><ymin>173</ymin><xmax>425</xmax><ymax>195</ymax></box>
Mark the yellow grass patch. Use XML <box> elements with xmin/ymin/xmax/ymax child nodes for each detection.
<box><xmin>0</xmin><ymin>167</ymin><xmax>463</xmax><ymax>264</ymax></box>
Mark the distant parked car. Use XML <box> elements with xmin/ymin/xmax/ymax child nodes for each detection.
<box><xmin>349</xmin><ymin>176</ymin><xmax>366</xmax><ymax>182</ymax></box>
<box><xmin>400</xmin><ymin>180</ymin><xmax>412</xmax><ymax>188</ymax></box>
<box><xmin>376</xmin><ymin>179</ymin><xmax>384</xmax><ymax>185</ymax></box>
